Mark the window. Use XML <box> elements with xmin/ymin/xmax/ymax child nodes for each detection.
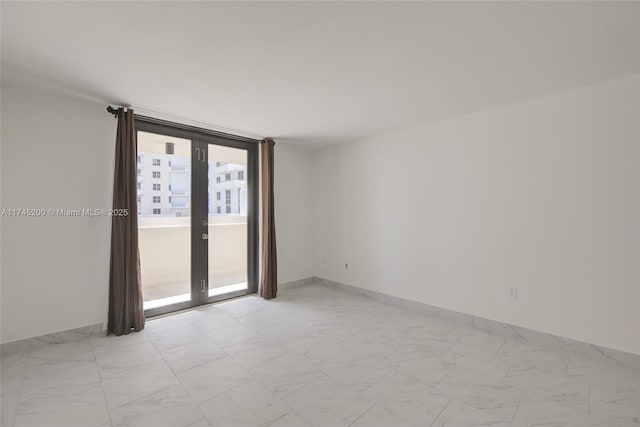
<box><xmin>217</xmin><ymin>207</ymin><xmax>221</xmax><ymax>214</ymax></box>
<box><xmin>137</xmin><ymin>196</ymin><xmax>142</xmax><ymax>203</ymax></box>
<box><xmin>225</xmin><ymin>190</ymin><xmax>231</xmax><ymax>214</ymax></box>
<box><xmin>225</xmin><ymin>173</ymin><xmax>231</xmax><ymax>181</ymax></box>
<box><xmin>153</xmin><ymin>171</ymin><xmax>161</xmax><ymax>179</ymax></box>
<box><xmin>153</xmin><ymin>196</ymin><xmax>161</xmax><ymax>203</ymax></box>
<box><xmin>168</xmin><ymin>184</ymin><xmax>171</xmax><ymax>191</ymax></box>
<box><xmin>137</xmin><ymin>155</ymin><xmax>142</xmax><ymax>163</ymax></box>
<box><xmin>216</xmin><ymin>161</ymin><xmax>222</xmax><ymax>166</ymax></box>
<box><xmin>153</xmin><ymin>208</ymin><xmax>161</xmax><ymax>215</ymax></box>
<box><xmin>216</xmin><ymin>177</ymin><xmax>221</xmax><ymax>183</ymax></box>
<box><xmin>153</xmin><ymin>183</ymin><xmax>161</xmax><ymax>191</ymax></box>
<box><xmin>152</xmin><ymin>159</ymin><xmax>160</xmax><ymax>166</ymax></box>
<box><xmin>137</xmin><ymin>183</ymin><xmax>141</xmax><ymax>189</ymax></box>
<box><xmin>168</xmin><ymin>196</ymin><xmax>172</xmax><ymax>203</ymax></box>
<box><xmin>137</xmin><ymin>168</ymin><xmax>141</xmax><ymax>175</ymax></box>
<box><xmin>216</xmin><ymin>192</ymin><xmax>221</xmax><ymax>201</ymax></box>
<box><xmin>238</xmin><ymin>170</ymin><xmax>244</xmax><ymax>180</ymax></box>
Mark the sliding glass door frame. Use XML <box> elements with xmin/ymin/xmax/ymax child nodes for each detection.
<box><xmin>136</xmin><ymin>116</ymin><xmax>259</xmax><ymax>318</ymax></box>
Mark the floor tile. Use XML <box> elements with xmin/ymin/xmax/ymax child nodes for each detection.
<box><xmin>177</xmin><ymin>355</ymin><xmax>253</xmax><ymax>404</ymax></box>
<box><xmin>26</xmin><ymin>339</ymin><xmax>95</xmax><ymax>361</ymax></box>
<box><xmin>198</xmin><ymin>379</ymin><xmax>290</xmax><ymax>427</ymax></box>
<box><xmin>95</xmin><ymin>340</ymin><xmax>163</xmax><ymax>377</ymax></box>
<box><xmin>512</xmin><ymin>395</ymin><xmax>613</xmax><ymax>427</ymax></box>
<box><xmin>266</xmin><ymin>411</ymin><xmax>313</xmax><ymax>427</ymax></box>
<box><xmin>432</xmin><ymin>399</ymin><xmax>513</xmax><ymax>427</ymax></box>
<box><xmin>283</xmin><ymin>375</ymin><xmax>374</xmax><ymax>427</ymax></box>
<box><xmin>248</xmin><ymin>353</ymin><xmax>324</xmax><ymax>398</ymax></box>
<box><xmin>350</xmin><ymin>404</ymin><xmax>414</xmax><ymax>427</ymax></box>
<box><xmin>13</xmin><ymin>383</ymin><xmax>110</xmax><ymax>427</ymax></box>
<box><xmin>161</xmin><ymin>338</ymin><xmax>226</xmax><ymax>374</ymax></box>
<box><xmin>3</xmin><ymin>284</ymin><xmax>638</xmax><ymax>427</ymax></box>
<box><xmin>101</xmin><ymin>359</ymin><xmax>179</xmax><ymax>409</ymax></box>
<box><xmin>109</xmin><ymin>384</ymin><xmax>206</xmax><ymax>427</ymax></box>
<box><xmin>499</xmin><ymin>339</ymin><xmax>569</xmax><ymax>375</ymax></box>
<box><xmin>504</xmin><ymin>364</ymin><xmax>590</xmax><ymax>413</ymax></box>
<box><xmin>567</xmin><ymin>358</ymin><xmax>640</xmax><ymax>390</ymax></box>
<box><xmin>436</xmin><ymin>366</ymin><xmax>523</xmax><ymax>422</ymax></box>
<box><xmin>223</xmin><ymin>338</ymin><xmax>287</xmax><ymax>369</ymax></box>
<box><xmin>589</xmin><ymin>386</ymin><xmax>640</xmax><ymax>426</ymax></box>
<box><xmin>363</xmin><ymin>370</ymin><xmax>451</xmax><ymax>426</ymax></box>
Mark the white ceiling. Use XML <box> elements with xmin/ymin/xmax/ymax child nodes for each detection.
<box><xmin>2</xmin><ymin>1</ymin><xmax>639</xmax><ymax>145</ymax></box>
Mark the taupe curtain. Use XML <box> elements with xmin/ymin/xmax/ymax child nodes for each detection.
<box><xmin>108</xmin><ymin>108</ymin><xmax>145</xmax><ymax>335</ymax></box>
<box><xmin>260</xmin><ymin>138</ymin><xmax>278</xmax><ymax>299</ymax></box>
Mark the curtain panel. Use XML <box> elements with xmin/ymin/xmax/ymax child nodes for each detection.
<box><xmin>259</xmin><ymin>138</ymin><xmax>278</xmax><ymax>299</ymax></box>
<box><xmin>108</xmin><ymin>108</ymin><xmax>145</xmax><ymax>335</ymax></box>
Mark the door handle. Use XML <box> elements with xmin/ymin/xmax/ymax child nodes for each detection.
<box><xmin>201</xmin><ymin>233</ymin><xmax>208</xmax><ymax>240</ymax></box>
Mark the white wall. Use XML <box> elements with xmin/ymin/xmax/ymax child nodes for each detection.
<box><xmin>1</xmin><ymin>84</ymin><xmax>115</xmax><ymax>343</ymax></box>
<box><xmin>312</xmin><ymin>74</ymin><xmax>640</xmax><ymax>355</ymax></box>
<box><xmin>1</xmin><ymin>84</ymin><xmax>315</xmax><ymax>343</ymax></box>
<box><xmin>274</xmin><ymin>142</ymin><xmax>314</xmax><ymax>284</ymax></box>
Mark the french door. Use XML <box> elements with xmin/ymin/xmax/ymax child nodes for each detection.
<box><xmin>135</xmin><ymin>117</ymin><xmax>258</xmax><ymax>317</ymax></box>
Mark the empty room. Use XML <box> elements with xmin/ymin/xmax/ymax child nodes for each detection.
<box><xmin>1</xmin><ymin>1</ymin><xmax>639</xmax><ymax>426</ymax></box>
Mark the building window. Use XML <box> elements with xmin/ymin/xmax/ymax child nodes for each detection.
<box><xmin>225</xmin><ymin>190</ymin><xmax>231</xmax><ymax>214</ymax></box>
<box><xmin>137</xmin><ymin>196</ymin><xmax>142</xmax><ymax>203</ymax></box>
<box><xmin>153</xmin><ymin>196</ymin><xmax>161</xmax><ymax>203</ymax></box>
<box><xmin>216</xmin><ymin>177</ymin><xmax>221</xmax><ymax>183</ymax></box>
<box><xmin>152</xmin><ymin>159</ymin><xmax>160</xmax><ymax>166</ymax></box>
<box><xmin>137</xmin><ymin>155</ymin><xmax>142</xmax><ymax>163</ymax></box>
<box><xmin>153</xmin><ymin>208</ymin><xmax>161</xmax><ymax>215</ymax></box>
<box><xmin>153</xmin><ymin>183</ymin><xmax>161</xmax><ymax>191</ymax></box>
<box><xmin>168</xmin><ymin>196</ymin><xmax>172</xmax><ymax>203</ymax></box>
<box><xmin>137</xmin><ymin>183</ymin><xmax>141</xmax><ymax>189</ymax></box>
<box><xmin>168</xmin><ymin>184</ymin><xmax>171</xmax><ymax>191</ymax></box>
<box><xmin>153</xmin><ymin>171</ymin><xmax>161</xmax><ymax>179</ymax></box>
<box><xmin>216</xmin><ymin>161</ymin><xmax>222</xmax><ymax>166</ymax></box>
<box><xmin>238</xmin><ymin>170</ymin><xmax>244</xmax><ymax>180</ymax></box>
<box><xmin>216</xmin><ymin>192</ymin><xmax>221</xmax><ymax>201</ymax></box>
<box><xmin>217</xmin><ymin>207</ymin><xmax>221</xmax><ymax>214</ymax></box>
<box><xmin>225</xmin><ymin>173</ymin><xmax>231</xmax><ymax>181</ymax></box>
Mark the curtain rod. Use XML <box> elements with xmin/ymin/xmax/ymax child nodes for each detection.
<box><xmin>106</xmin><ymin>105</ymin><xmax>264</xmax><ymax>144</ymax></box>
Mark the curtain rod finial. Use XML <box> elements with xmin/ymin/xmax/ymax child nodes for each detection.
<box><xmin>106</xmin><ymin>106</ymin><xmax>119</xmax><ymax>117</ymax></box>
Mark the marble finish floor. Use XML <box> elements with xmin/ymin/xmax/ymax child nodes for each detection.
<box><xmin>1</xmin><ymin>284</ymin><xmax>639</xmax><ymax>427</ymax></box>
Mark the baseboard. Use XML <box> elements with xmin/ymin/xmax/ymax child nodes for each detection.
<box><xmin>279</xmin><ymin>276</ymin><xmax>317</xmax><ymax>290</ymax></box>
<box><xmin>310</xmin><ymin>276</ymin><xmax>640</xmax><ymax>373</ymax></box>
<box><xmin>0</xmin><ymin>323</ymin><xmax>104</xmax><ymax>357</ymax></box>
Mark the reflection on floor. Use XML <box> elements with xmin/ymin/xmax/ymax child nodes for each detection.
<box><xmin>209</xmin><ymin>282</ymin><xmax>248</xmax><ymax>297</ymax></box>
<box><xmin>143</xmin><ymin>292</ymin><xmax>191</xmax><ymax>310</ymax></box>
<box><xmin>1</xmin><ymin>283</ymin><xmax>639</xmax><ymax>427</ymax></box>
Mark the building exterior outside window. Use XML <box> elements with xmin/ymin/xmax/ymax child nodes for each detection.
<box><xmin>137</xmin><ymin>150</ymin><xmax>246</xmax><ymax>218</ymax></box>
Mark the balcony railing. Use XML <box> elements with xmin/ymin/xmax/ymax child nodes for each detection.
<box><xmin>138</xmin><ymin>217</ymin><xmax>247</xmax><ymax>304</ymax></box>
<box><xmin>214</xmin><ymin>163</ymin><xmax>244</xmax><ymax>174</ymax></box>
<box><xmin>214</xmin><ymin>180</ymin><xmax>246</xmax><ymax>190</ymax></box>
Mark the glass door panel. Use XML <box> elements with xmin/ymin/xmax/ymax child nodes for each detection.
<box><xmin>207</xmin><ymin>145</ymin><xmax>248</xmax><ymax>298</ymax></box>
<box><xmin>137</xmin><ymin>131</ymin><xmax>192</xmax><ymax>311</ymax></box>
